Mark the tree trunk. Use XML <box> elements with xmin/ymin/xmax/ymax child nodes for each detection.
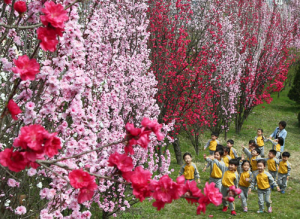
<box><xmin>195</xmin><ymin>135</ymin><xmax>199</xmax><ymax>156</ymax></box>
<box><xmin>172</xmin><ymin>138</ymin><xmax>183</xmax><ymax>165</ymax></box>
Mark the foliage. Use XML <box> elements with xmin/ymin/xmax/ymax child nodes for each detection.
<box><xmin>288</xmin><ymin>65</ymin><xmax>300</xmax><ymax>104</ymax></box>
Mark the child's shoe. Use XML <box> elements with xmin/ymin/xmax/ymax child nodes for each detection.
<box><xmin>257</xmin><ymin>210</ymin><xmax>264</xmax><ymax>213</ymax></box>
<box><xmin>222</xmin><ymin>206</ymin><xmax>228</xmax><ymax>212</ymax></box>
<box><xmin>231</xmin><ymin>210</ymin><xmax>236</xmax><ymax>216</ymax></box>
<box><xmin>268</xmin><ymin>207</ymin><xmax>272</xmax><ymax>213</ymax></box>
<box><xmin>281</xmin><ymin>190</ymin><xmax>285</xmax><ymax>194</ymax></box>
<box><xmin>243</xmin><ymin>207</ymin><xmax>248</xmax><ymax>212</ymax></box>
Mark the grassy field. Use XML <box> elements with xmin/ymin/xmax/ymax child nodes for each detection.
<box><xmin>118</xmin><ymin>88</ymin><xmax>300</xmax><ymax>219</ymax></box>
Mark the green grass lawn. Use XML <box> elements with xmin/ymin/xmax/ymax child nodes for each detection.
<box><xmin>118</xmin><ymin>88</ymin><xmax>300</xmax><ymax>219</ymax></box>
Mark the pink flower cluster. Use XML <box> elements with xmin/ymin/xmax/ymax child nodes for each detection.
<box><xmin>224</xmin><ymin>185</ymin><xmax>242</xmax><ymax>203</ymax></box>
<box><xmin>0</xmin><ymin>124</ymin><xmax>61</xmax><ymax>172</ymax></box>
<box><xmin>69</xmin><ymin>169</ymin><xmax>97</xmax><ymax>204</ymax></box>
<box><xmin>7</xmin><ymin>99</ymin><xmax>22</xmax><ymax>120</ymax></box>
<box><xmin>37</xmin><ymin>2</ymin><xmax>69</xmax><ymax>52</ymax></box>
<box><xmin>125</xmin><ymin>118</ymin><xmax>164</xmax><ymax>154</ymax></box>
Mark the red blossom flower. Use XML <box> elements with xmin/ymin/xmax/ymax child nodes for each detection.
<box><xmin>197</xmin><ymin>196</ymin><xmax>210</xmax><ymax>215</ymax></box>
<box><xmin>7</xmin><ymin>99</ymin><xmax>22</xmax><ymax>120</ymax></box>
<box><xmin>40</xmin><ymin>2</ymin><xmax>69</xmax><ymax>29</ymax></box>
<box><xmin>44</xmin><ymin>133</ymin><xmax>61</xmax><ymax>157</ymax></box>
<box><xmin>12</xmin><ymin>55</ymin><xmax>40</xmax><ymax>80</ymax></box>
<box><xmin>149</xmin><ymin>175</ymin><xmax>184</xmax><ymax>210</ymax></box>
<box><xmin>124</xmin><ymin>166</ymin><xmax>152</xmax><ymax>202</ymax></box>
<box><xmin>204</xmin><ymin>182</ymin><xmax>222</xmax><ymax>206</ymax></box>
<box><xmin>181</xmin><ymin>178</ymin><xmax>204</xmax><ymax>205</ymax></box>
<box><xmin>37</xmin><ymin>27</ymin><xmax>60</xmax><ymax>52</ymax></box>
<box><xmin>78</xmin><ymin>181</ymin><xmax>97</xmax><ymax>204</ymax></box>
<box><xmin>108</xmin><ymin>152</ymin><xmax>133</xmax><ymax>172</ymax></box>
<box><xmin>13</xmin><ymin>124</ymin><xmax>47</xmax><ymax>152</ymax></box>
<box><xmin>0</xmin><ymin>148</ymin><xmax>28</xmax><ymax>172</ymax></box>
<box><xmin>136</xmin><ymin>131</ymin><xmax>150</xmax><ymax>149</ymax></box>
<box><xmin>141</xmin><ymin>118</ymin><xmax>164</xmax><ymax>141</ymax></box>
<box><xmin>69</xmin><ymin>169</ymin><xmax>96</xmax><ymax>189</ymax></box>
<box><xmin>14</xmin><ymin>1</ymin><xmax>27</xmax><ymax>14</ymax></box>
<box><xmin>4</xmin><ymin>0</ymin><xmax>11</xmax><ymax>4</ymax></box>
<box><xmin>125</xmin><ymin>123</ymin><xmax>141</xmax><ymax>137</ymax></box>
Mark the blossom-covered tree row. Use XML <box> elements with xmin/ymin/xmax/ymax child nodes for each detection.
<box><xmin>0</xmin><ymin>0</ymin><xmax>175</xmax><ymax>218</ymax></box>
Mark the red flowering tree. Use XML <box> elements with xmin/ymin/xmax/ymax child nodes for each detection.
<box><xmin>0</xmin><ymin>0</ymin><xmax>224</xmax><ymax>218</ymax></box>
<box><xmin>147</xmin><ymin>0</ymin><xmax>223</xmax><ymax>164</ymax></box>
<box><xmin>210</xmin><ymin>0</ymin><xmax>300</xmax><ymax>134</ymax></box>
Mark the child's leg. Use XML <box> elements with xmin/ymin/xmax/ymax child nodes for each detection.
<box><xmin>209</xmin><ymin>178</ymin><xmax>222</xmax><ymax>192</ymax></box>
<box><xmin>264</xmin><ymin>188</ymin><xmax>272</xmax><ymax>208</ymax></box>
<box><xmin>209</xmin><ymin>150</ymin><xmax>215</xmax><ymax>155</ymax></box>
<box><xmin>277</xmin><ymin>173</ymin><xmax>283</xmax><ymax>189</ymax></box>
<box><xmin>229</xmin><ymin>201</ymin><xmax>235</xmax><ymax>211</ymax></box>
<box><xmin>270</xmin><ymin>171</ymin><xmax>277</xmax><ymax>181</ymax></box>
<box><xmin>257</xmin><ymin>189</ymin><xmax>265</xmax><ymax>211</ymax></box>
<box><xmin>221</xmin><ymin>186</ymin><xmax>228</xmax><ymax>207</ymax></box>
<box><xmin>260</xmin><ymin>146</ymin><xmax>265</xmax><ymax>157</ymax></box>
<box><xmin>216</xmin><ymin>179</ymin><xmax>222</xmax><ymax>192</ymax></box>
<box><xmin>276</xmin><ymin>152</ymin><xmax>281</xmax><ymax>159</ymax></box>
<box><xmin>281</xmin><ymin>174</ymin><xmax>288</xmax><ymax>192</ymax></box>
<box><xmin>240</xmin><ymin>186</ymin><xmax>249</xmax><ymax>208</ymax></box>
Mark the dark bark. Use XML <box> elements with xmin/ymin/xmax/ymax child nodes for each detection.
<box><xmin>172</xmin><ymin>138</ymin><xmax>183</xmax><ymax>165</ymax></box>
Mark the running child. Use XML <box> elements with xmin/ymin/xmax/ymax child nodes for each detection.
<box><xmin>178</xmin><ymin>152</ymin><xmax>201</xmax><ymax>183</ymax></box>
<box><xmin>227</xmin><ymin>139</ymin><xmax>238</xmax><ymax>159</ymax></box>
<box><xmin>249</xmin><ymin>160</ymin><xmax>280</xmax><ymax>213</ymax></box>
<box><xmin>268</xmin><ymin>137</ymin><xmax>283</xmax><ymax>159</ymax></box>
<box><xmin>204</xmin><ymin>132</ymin><xmax>219</xmax><ymax>155</ymax></box>
<box><xmin>255</xmin><ymin>129</ymin><xmax>266</xmax><ymax>157</ymax></box>
<box><xmin>204</xmin><ymin>149</ymin><xmax>227</xmax><ymax>191</ymax></box>
<box><xmin>238</xmin><ymin>160</ymin><xmax>252</xmax><ymax>212</ymax></box>
<box><xmin>277</xmin><ymin>151</ymin><xmax>291</xmax><ymax>194</ymax></box>
<box><xmin>242</xmin><ymin>145</ymin><xmax>261</xmax><ymax>174</ymax></box>
<box><xmin>221</xmin><ymin>158</ymin><xmax>240</xmax><ymax>216</ymax></box>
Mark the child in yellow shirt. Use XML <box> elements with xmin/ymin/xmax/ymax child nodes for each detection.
<box><xmin>221</xmin><ymin>158</ymin><xmax>240</xmax><ymax>216</ymax></box>
<box><xmin>254</xmin><ymin>150</ymin><xmax>279</xmax><ymax>188</ymax></box>
<box><xmin>238</xmin><ymin>160</ymin><xmax>252</xmax><ymax>212</ymax></box>
<box><xmin>178</xmin><ymin>152</ymin><xmax>201</xmax><ymax>183</ymax></box>
<box><xmin>204</xmin><ymin>149</ymin><xmax>227</xmax><ymax>191</ymax></box>
<box><xmin>227</xmin><ymin>139</ymin><xmax>238</xmax><ymax>159</ymax></box>
<box><xmin>249</xmin><ymin>160</ymin><xmax>280</xmax><ymax>213</ymax></box>
<box><xmin>203</xmin><ymin>133</ymin><xmax>219</xmax><ymax>155</ymax></box>
<box><xmin>222</xmin><ymin>147</ymin><xmax>231</xmax><ymax>167</ymax></box>
<box><xmin>255</xmin><ymin>129</ymin><xmax>266</xmax><ymax>157</ymax></box>
<box><xmin>242</xmin><ymin>146</ymin><xmax>261</xmax><ymax>174</ymax></box>
<box><xmin>277</xmin><ymin>151</ymin><xmax>291</xmax><ymax>194</ymax></box>
<box><xmin>268</xmin><ymin>137</ymin><xmax>283</xmax><ymax>159</ymax></box>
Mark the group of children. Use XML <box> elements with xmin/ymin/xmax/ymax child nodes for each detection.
<box><xmin>178</xmin><ymin>122</ymin><xmax>291</xmax><ymax>216</ymax></box>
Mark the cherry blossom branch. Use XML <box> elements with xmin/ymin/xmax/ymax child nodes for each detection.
<box><xmin>0</xmin><ymin>165</ymin><xmax>19</xmax><ymax>181</ymax></box>
<box><xmin>0</xmin><ymin>0</ymin><xmax>80</xmax><ymax>30</ymax></box>
<box><xmin>38</xmin><ymin>139</ymin><xmax>126</xmax><ymax>164</ymax></box>
<box><xmin>36</xmin><ymin>161</ymin><xmax>69</xmax><ymax>183</ymax></box>
<box><xmin>0</xmin><ymin>23</ymin><xmax>43</xmax><ymax>29</ymax></box>
<box><xmin>38</xmin><ymin>161</ymin><xmax>130</xmax><ymax>185</ymax></box>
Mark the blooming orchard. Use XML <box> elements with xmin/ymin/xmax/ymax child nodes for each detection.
<box><xmin>0</xmin><ymin>0</ymin><xmax>224</xmax><ymax>218</ymax></box>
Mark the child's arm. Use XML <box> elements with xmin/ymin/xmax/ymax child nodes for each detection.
<box><xmin>287</xmin><ymin>162</ymin><xmax>291</xmax><ymax>178</ymax></box>
<box><xmin>242</xmin><ymin>146</ymin><xmax>251</xmax><ymax>158</ymax></box>
<box><xmin>193</xmin><ymin>163</ymin><xmax>201</xmax><ymax>184</ymax></box>
<box><xmin>254</xmin><ymin>157</ymin><xmax>268</xmax><ymax>161</ymax></box>
<box><xmin>267</xmin><ymin>172</ymin><xmax>280</xmax><ymax>191</ymax></box>
<box><xmin>203</xmin><ymin>140</ymin><xmax>210</xmax><ymax>150</ymax></box>
<box><xmin>254</xmin><ymin>136</ymin><xmax>258</xmax><ymax>144</ymax></box>
<box><xmin>232</xmin><ymin>148</ymin><xmax>238</xmax><ymax>158</ymax></box>
<box><xmin>249</xmin><ymin>172</ymin><xmax>257</xmax><ymax>193</ymax></box>
<box><xmin>234</xmin><ymin>172</ymin><xmax>239</xmax><ymax>187</ymax></box>
<box><xmin>211</xmin><ymin>158</ymin><xmax>228</xmax><ymax>172</ymax></box>
<box><xmin>178</xmin><ymin>165</ymin><xmax>185</xmax><ymax>177</ymax></box>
